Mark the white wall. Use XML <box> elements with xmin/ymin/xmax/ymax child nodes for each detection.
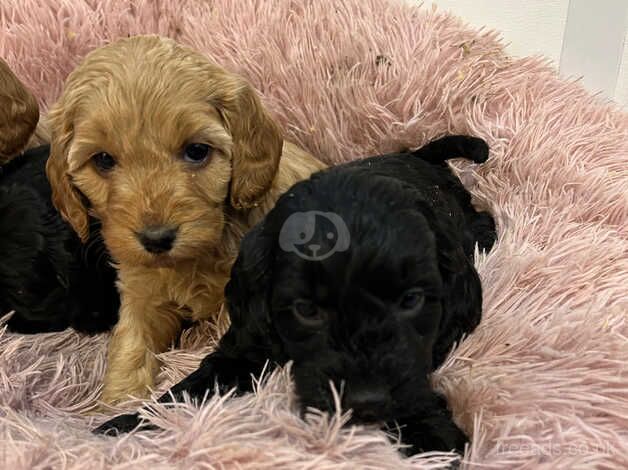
<box><xmin>559</xmin><ymin>0</ymin><xmax>627</xmax><ymax>101</ymax></box>
<box><xmin>613</xmin><ymin>12</ymin><xmax>628</xmax><ymax>105</ymax></box>
<box><xmin>428</xmin><ymin>0</ymin><xmax>569</xmax><ymax>63</ymax></box>
<box><xmin>421</xmin><ymin>0</ymin><xmax>628</xmax><ymax>107</ymax></box>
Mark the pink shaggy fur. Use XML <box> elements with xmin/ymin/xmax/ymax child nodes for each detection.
<box><xmin>1</xmin><ymin>0</ymin><xmax>627</xmax><ymax>468</ymax></box>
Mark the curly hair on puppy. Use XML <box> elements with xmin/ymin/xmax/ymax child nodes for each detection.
<box><xmin>0</xmin><ymin>58</ymin><xmax>39</xmax><ymax>163</ymax></box>
<box><xmin>46</xmin><ymin>35</ymin><xmax>325</xmax><ymax>404</ymax></box>
<box><xmin>0</xmin><ymin>145</ymin><xmax>120</xmax><ymax>334</ymax></box>
<box><xmin>0</xmin><ymin>59</ymin><xmax>116</xmax><ymax>334</ymax></box>
<box><xmin>96</xmin><ymin>135</ymin><xmax>497</xmax><ymax>455</ymax></box>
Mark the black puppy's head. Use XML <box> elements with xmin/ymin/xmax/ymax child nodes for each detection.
<box><xmin>0</xmin><ymin>185</ymin><xmax>119</xmax><ymax>334</ymax></box>
<box><xmin>225</xmin><ymin>170</ymin><xmax>481</xmax><ymax>423</ymax></box>
<box><xmin>0</xmin><ymin>185</ymin><xmax>75</xmax><ymax>330</ymax></box>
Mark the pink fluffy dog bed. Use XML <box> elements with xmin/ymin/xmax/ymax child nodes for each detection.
<box><xmin>1</xmin><ymin>0</ymin><xmax>627</xmax><ymax>468</ymax></box>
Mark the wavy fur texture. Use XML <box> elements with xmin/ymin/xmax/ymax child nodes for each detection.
<box><xmin>1</xmin><ymin>0</ymin><xmax>626</xmax><ymax>468</ymax></box>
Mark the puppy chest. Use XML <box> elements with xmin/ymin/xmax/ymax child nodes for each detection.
<box><xmin>164</xmin><ymin>272</ymin><xmax>227</xmax><ymax>321</ymax></box>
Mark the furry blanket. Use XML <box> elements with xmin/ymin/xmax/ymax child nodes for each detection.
<box><xmin>1</xmin><ymin>0</ymin><xmax>626</xmax><ymax>468</ymax></box>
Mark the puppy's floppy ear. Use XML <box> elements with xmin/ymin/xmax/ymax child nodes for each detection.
<box><xmin>215</xmin><ymin>76</ymin><xmax>283</xmax><ymax>210</ymax></box>
<box><xmin>431</xmin><ymin>218</ymin><xmax>483</xmax><ymax>368</ymax></box>
<box><xmin>45</xmin><ymin>101</ymin><xmax>90</xmax><ymax>242</ymax></box>
<box><xmin>0</xmin><ymin>58</ymin><xmax>39</xmax><ymax>163</ymax></box>
<box><xmin>222</xmin><ymin>222</ymin><xmax>283</xmax><ymax>359</ymax></box>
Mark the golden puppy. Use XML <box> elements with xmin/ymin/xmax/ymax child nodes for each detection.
<box><xmin>46</xmin><ymin>35</ymin><xmax>325</xmax><ymax>404</ymax></box>
<box><xmin>0</xmin><ymin>58</ymin><xmax>40</xmax><ymax>163</ymax></box>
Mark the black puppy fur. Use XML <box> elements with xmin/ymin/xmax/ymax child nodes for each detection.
<box><xmin>95</xmin><ymin>135</ymin><xmax>496</xmax><ymax>455</ymax></box>
<box><xmin>0</xmin><ymin>145</ymin><xmax>119</xmax><ymax>334</ymax></box>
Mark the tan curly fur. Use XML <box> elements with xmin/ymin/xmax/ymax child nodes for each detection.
<box><xmin>45</xmin><ymin>35</ymin><xmax>325</xmax><ymax>404</ymax></box>
<box><xmin>0</xmin><ymin>57</ymin><xmax>40</xmax><ymax>163</ymax></box>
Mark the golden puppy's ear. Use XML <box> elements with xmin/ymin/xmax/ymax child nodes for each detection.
<box><xmin>218</xmin><ymin>78</ymin><xmax>283</xmax><ymax>210</ymax></box>
<box><xmin>0</xmin><ymin>58</ymin><xmax>39</xmax><ymax>163</ymax></box>
<box><xmin>45</xmin><ymin>103</ymin><xmax>90</xmax><ymax>241</ymax></box>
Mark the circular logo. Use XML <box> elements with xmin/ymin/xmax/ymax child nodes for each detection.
<box><xmin>278</xmin><ymin>211</ymin><xmax>350</xmax><ymax>261</ymax></box>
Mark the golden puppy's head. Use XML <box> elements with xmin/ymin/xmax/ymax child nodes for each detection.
<box><xmin>46</xmin><ymin>35</ymin><xmax>282</xmax><ymax>267</ymax></box>
<box><xmin>0</xmin><ymin>58</ymin><xmax>39</xmax><ymax>163</ymax></box>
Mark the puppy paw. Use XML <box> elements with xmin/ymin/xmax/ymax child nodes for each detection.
<box><xmin>100</xmin><ymin>370</ymin><xmax>154</xmax><ymax>406</ymax></box>
<box><xmin>93</xmin><ymin>412</ymin><xmax>156</xmax><ymax>436</ymax></box>
<box><xmin>393</xmin><ymin>411</ymin><xmax>468</xmax><ymax>455</ymax></box>
<box><xmin>403</xmin><ymin>423</ymin><xmax>467</xmax><ymax>455</ymax></box>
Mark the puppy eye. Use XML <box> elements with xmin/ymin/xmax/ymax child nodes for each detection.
<box><xmin>183</xmin><ymin>143</ymin><xmax>212</xmax><ymax>164</ymax></box>
<box><xmin>92</xmin><ymin>152</ymin><xmax>116</xmax><ymax>173</ymax></box>
<box><xmin>292</xmin><ymin>299</ymin><xmax>326</xmax><ymax>328</ymax></box>
<box><xmin>398</xmin><ymin>288</ymin><xmax>425</xmax><ymax>313</ymax></box>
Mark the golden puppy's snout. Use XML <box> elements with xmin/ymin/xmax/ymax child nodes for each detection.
<box><xmin>136</xmin><ymin>225</ymin><xmax>179</xmax><ymax>254</ymax></box>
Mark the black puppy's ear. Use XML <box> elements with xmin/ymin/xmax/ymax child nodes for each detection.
<box><xmin>226</xmin><ymin>222</ymin><xmax>273</xmax><ymax>324</ymax></box>
<box><xmin>431</xmin><ymin>224</ymin><xmax>483</xmax><ymax>368</ymax></box>
<box><xmin>221</xmin><ymin>222</ymin><xmax>283</xmax><ymax>360</ymax></box>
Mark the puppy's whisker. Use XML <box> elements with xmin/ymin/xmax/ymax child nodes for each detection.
<box><xmin>82</xmin><ymin>236</ymin><xmax>105</xmax><ymax>264</ymax></box>
<box><xmin>95</xmin><ymin>247</ymin><xmax>109</xmax><ymax>268</ymax></box>
<box><xmin>81</xmin><ymin>240</ymin><xmax>97</xmax><ymax>264</ymax></box>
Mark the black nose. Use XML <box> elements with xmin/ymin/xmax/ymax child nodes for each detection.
<box><xmin>344</xmin><ymin>387</ymin><xmax>389</xmax><ymax>422</ymax></box>
<box><xmin>137</xmin><ymin>226</ymin><xmax>178</xmax><ymax>254</ymax></box>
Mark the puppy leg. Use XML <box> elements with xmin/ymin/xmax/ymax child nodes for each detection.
<box><xmin>392</xmin><ymin>392</ymin><xmax>467</xmax><ymax>456</ymax></box>
<box><xmin>6</xmin><ymin>313</ymin><xmax>70</xmax><ymax>334</ymax></box>
<box><xmin>101</xmin><ymin>290</ymin><xmax>183</xmax><ymax>405</ymax></box>
<box><xmin>94</xmin><ymin>330</ymin><xmax>267</xmax><ymax>434</ymax></box>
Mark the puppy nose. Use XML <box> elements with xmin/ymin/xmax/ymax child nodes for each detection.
<box><xmin>344</xmin><ymin>387</ymin><xmax>389</xmax><ymax>422</ymax></box>
<box><xmin>137</xmin><ymin>226</ymin><xmax>178</xmax><ymax>254</ymax></box>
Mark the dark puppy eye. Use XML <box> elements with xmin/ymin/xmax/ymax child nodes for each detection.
<box><xmin>183</xmin><ymin>143</ymin><xmax>212</xmax><ymax>164</ymax></box>
<box><xmin>92</xmin><ymin>152</ymin><xmax>116</xmax><ymax>173</ymax></box>
<box><xmin>398</xmin><ymin>288</ymin><xmax>425</xmax><ymax>313</ymax></box>
<box><xmin>292</xmin><ymin>299</ymin><xmax>326</xmax><ymax>328</ymax></box>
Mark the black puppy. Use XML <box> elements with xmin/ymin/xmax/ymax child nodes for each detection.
<box><xmin>0</xmin><ymin>145</ymin><xmax>119</xmax><ymax>334</ymax></box>
<box><xmin>95</xmin><ymin>135</ymin><xmax>496</xmax><ymax>455</ymax></box>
